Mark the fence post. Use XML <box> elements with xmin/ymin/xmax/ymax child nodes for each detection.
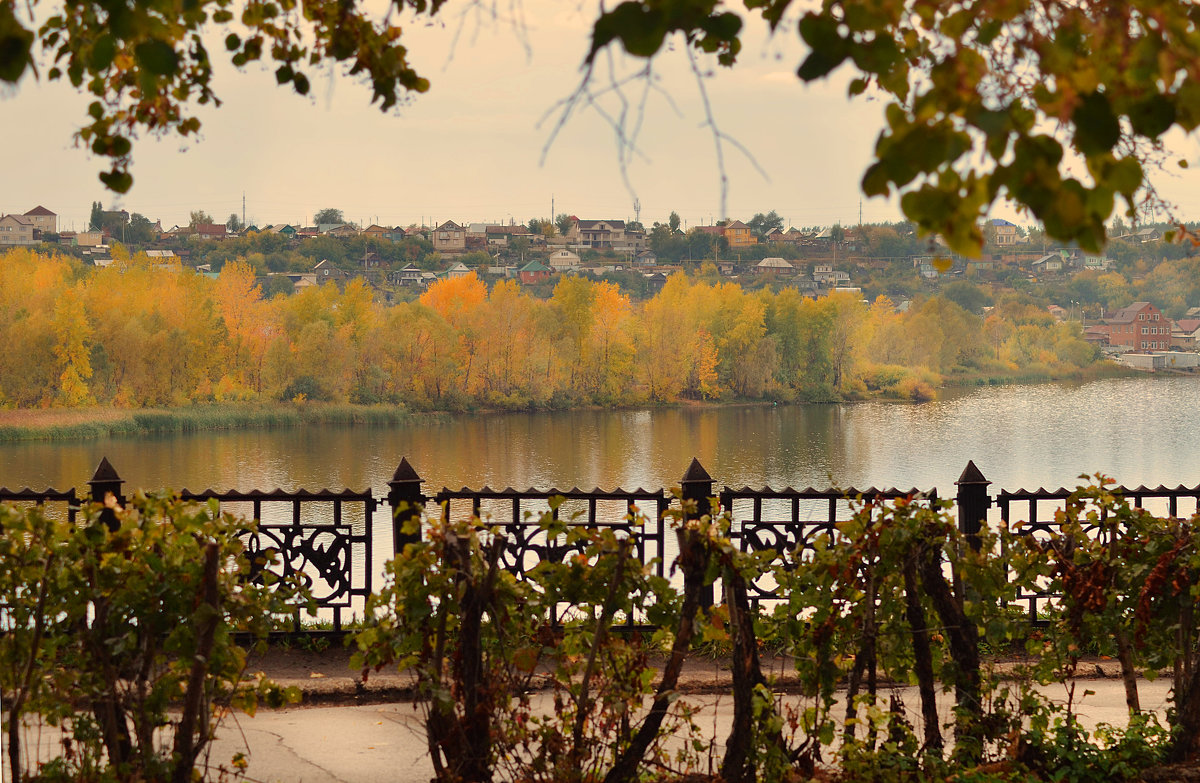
<box><xmin>388</xmin><ymin>458</ymin><xmax>425</xmax><ymax>555</ymax></box>
<box><xmin>681</xmin><ymin>457</ymin><xmax>715</xmax><ymax>608</ymax></box>
<box><xmin>955</xmin><ymin>460</ymin><xmax>991</xmax><ymax>552</ymax></box>
<box><xmin>87</xmin><ymin>456</ymin><xmax>125</xmax><ymax>531</ymax></box>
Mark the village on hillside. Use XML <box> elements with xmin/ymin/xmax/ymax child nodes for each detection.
<box><xmin>4</xmin><ymin>205</ymin><xmax>1200</xmax><ymax>369</ymax></box>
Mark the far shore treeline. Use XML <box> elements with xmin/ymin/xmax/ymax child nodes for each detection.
<box><xmin>0</xmin><ymin>248</ymin><xmax>1106</xmax><ymax>413</ymax></box>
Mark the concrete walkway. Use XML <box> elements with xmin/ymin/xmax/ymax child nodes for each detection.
<box><xmin>4</xmin><ymin>666</ymin><xmax>1176</xmax><ymax>783</ymax></box>
<box><xmin>198</xmin><ymin>679</ymin><xmax>1172</xmax><ymax>783</ymax></box>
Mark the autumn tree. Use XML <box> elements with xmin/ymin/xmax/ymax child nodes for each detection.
<box><xmin>52</xmin><ymin>285</ymin><xmax>95</xmax><ymax>406</ymax></box>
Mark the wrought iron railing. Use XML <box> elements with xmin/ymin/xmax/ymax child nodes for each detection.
<box><xmin>6</xmin><ymin>455</ymin><xmax>1200</xmax><ymax>632</ymax></box>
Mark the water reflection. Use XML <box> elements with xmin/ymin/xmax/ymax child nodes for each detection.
<box><xmin>2</xmin><ymin>375</ymin><xmax>1197</xmax><ymax>509</ymax></box>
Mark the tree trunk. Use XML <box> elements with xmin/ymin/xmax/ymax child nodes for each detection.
<box><xmin>720</xmin><ymin>566</ymin><xmax>783</xmax><ymax>783</ymax></box>
<box><xmin>903</xmin><ymin>553</ymin><xmax>943</xmax><ymax>756</ymax></box>
<box><xmin>1114</xmin><ymin>627</ymin><xmax>1140</xmax><ymax>717</ymax></box>
<box><xmin>1168</xmin><ymin>656</ymin><xmax>1200</xmax><ymax>763</ymax></box>
<box><xmin>603</xmin><ymin>525</ymin><xmax>709</xmax><ymax>783</ymax></box>
<box><xmin>172</xmin><ymin>542</ymin><xmax>220</xmax><ymax>783</ymax></box>
<box><xmin>917</xmin><ymin>526</ymin><xmax>982</xmax><ymax>764</ymax></box>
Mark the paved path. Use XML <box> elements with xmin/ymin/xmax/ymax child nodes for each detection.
<box><xmin>5</xmin><ymin>676</ymin><xmax>1175</xmax><ymax>783</ymax></box>
<box><xmin>198</xmin><ymin>679</ymin><xmax>1173</xmax><ymax>783</ymax></box>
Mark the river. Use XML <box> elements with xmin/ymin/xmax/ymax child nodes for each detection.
<box><xmin>2</xmin><ymin>375</ymin><xmax>1194</xmax><ymax>611</ymax></box>
<box><xmin>0</xmin><ymin>376</ymin><xmax>1194</xmax><ymax>496</ymax></box>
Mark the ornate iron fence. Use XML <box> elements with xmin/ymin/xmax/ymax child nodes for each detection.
<box><xmin>7</xmin><ymin>455</ymin><xmax>1200</xmax><ymax>632</ymax></box>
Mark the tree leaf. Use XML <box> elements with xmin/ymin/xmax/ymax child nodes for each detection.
<box><xmin>135</xmin><ymin>39</ymin><xmax>180</xmax><ymax>77</ymax></box>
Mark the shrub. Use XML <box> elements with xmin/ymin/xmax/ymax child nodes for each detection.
<box><xmin>0</xmin><ymin>494</ymin><xmax>306</xmax><ymax>783</ymax></box>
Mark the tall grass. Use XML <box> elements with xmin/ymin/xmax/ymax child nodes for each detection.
<box><xmin>0</xmin><ymin>404</ymin><xmax>417</xmax><ymax>442</ymax></box>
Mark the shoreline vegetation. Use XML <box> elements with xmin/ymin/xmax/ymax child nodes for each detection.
<box><xmin>0</xmin><ymin>360</ymin><xmax>1138</xmax><ymax>443</ymax></box>
<box><xmin>0</xmin><ymin>403</ymin><xmax>420</xmax><ymax>442</ymax></box>
<box><xmin>0</xmin><ymin>248</ymin><xmax>1135</xmax><ymax>434</ymax></box>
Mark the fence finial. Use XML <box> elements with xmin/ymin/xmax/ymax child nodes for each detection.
<box><xmin>88</xmin><ymin>457</ymin><xmax>125</xmax><ymax>531</ymax></box>
<box><xmin>389</xmin><ymin>458</ymin><xmax>425</xmax><ymax>555</ymax></box>
<box><xmin>955</xmin><ymin>460</ymin><xmax>992</xmax><ymax>551</ymax></box>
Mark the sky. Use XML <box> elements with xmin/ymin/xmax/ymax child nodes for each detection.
<box><xmin>6</xmin><ymin>1</ymin><xmax>1200</xmax><ymax>234</ymax></box>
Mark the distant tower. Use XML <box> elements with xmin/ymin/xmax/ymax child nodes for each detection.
<box><xmin>633</xmin><ymin>198</ymin><xmax>641</xmax><ymax>226</ymax></box>
<box><xmin>242</xmin><ymin>191</ymin><xmax>246</xmax><ymax>227</ymax></box>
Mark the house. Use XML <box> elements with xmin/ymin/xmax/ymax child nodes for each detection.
<box><xmin>391</xmin><ymin>263</ymin><xmax>424</xmax><ymax>287</ymax></box>
<box><xmin>755</xmin><ymin>257</ymin><xmax>794</xmax><ymax>276</ymax></box>
<box><xmin>1172</xmin><ymin>319</ymin><xmax>1200</xmax><ymax>350</ymax></box>
<box><xmin>1133</xmin><ymin>227</ymin><xmax>1163</xmax><ymax>243</ymax></box>
<box><xmin>23</xmin><ymin>205</ymin><xmax>57</xmax><ymax>235</ymax></box>
<box><xmin>324</xmin><ymin>224</ymin><xmax>360</xmax><ymax>238</ymax></box>
<box><xmin>813</xmin><ymin>263</ymin><xmax>850</xmax><ymax>285</ymax></box>
<box><xmin>574</xmin><ymin>219</ymin><xmax>627</xmax><ymax>250</ymax></box>
<box><xmin>363</xmin><ymin>224</ymin><xmax>391</xmax><ymax>240</ymax></box>
<box><xmin>645</xmin><ymin>272</ymin><xmax>669</xmax><ymax>294</ymax></box>
<box><xmin>0</xmin><ymin>214</ymin><xmax>37</xmax><ymax>245</ymax></box>
<box><xmin>144</xmin><ymin>249</ymin><xmax>178</xmax><ymax>262</ymax></box>
<box><xmin>1099</xmin><ymin>301</ymin><xmax>1170</xmax><ymax>351</ymax></box>
<box><xmin>262</xmin><ymin>224</ymin><xmax>298</xmax><ymax>239</ymax></box>
<box><xmin>519</xmin><ymin>260</ymin><xmax>553</xmax><ymax>285</ymax></box>
<box><xmin>433</xmin><ymin>221</ymin><xmax>466</xmax><ymax>254</ymax></box>
<box><xmin>360</xmin><ymin>252</ymin><xmax>383</xmax><ymax>270</ymax></box>
<box><xmin>445</xmin><ymin>261</ymin><xmax>471</xmax><ymax>278</ymax></box>
<box><xmin>988</xmin><ymin>218</ymin><xmax>1020</xmax><ymax>246</ymax></box>
<box><xmin>313</xmin><ymin>259</ymin><xmax>348</xmax><ymax>284</ymax></box>
<box><xmin>548</xmin><ymin>249</ymin><xmax>581</xmax><ymax>271</ymax></box>
<box><xmin>1031</xmin><ymin>254</ymin><xmax>1063</xmax><ymax>274</ymax></box>
<box><xmin>485</xmin><ymin>224</ymin><xmax>534</xmax><ymax>247</ymax></box>
<box><xmin>1047</xmin><ymin>304</ymin><xmax>1068</xmax><ymax>321</ymax></box>
<box><xmin>722</xmin><ymin>220</ymin><xmax>756</xmax><ymax>248</ymax></box>
<box><xmin>73</xmin><ymin>231</ymin><xmax>105</xmax><ymax>247</ymax></box>
<box><xmin>770</xmin><ymin>227</ymin><xmax>811</xmax><ymax>246</ymax></box>
<box><xmin>634</xmin><ymin>249</ymin><xmax>657</xmax><ymax>266</ymax></box>
<box><xmin>193</xmin><ymin>223</ymin><xmax>227</xmax><ymax>240</ymax></box>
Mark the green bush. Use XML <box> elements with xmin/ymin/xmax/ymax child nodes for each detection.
<box><xmin>0</xmin><ymin>494</ymin><xmax>307</xmax><ymax>783</ymax></box>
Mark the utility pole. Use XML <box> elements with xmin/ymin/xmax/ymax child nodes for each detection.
<box><xmin>242</xmin><ymin>191</ymin><xmax>246</xmax><ymax>227</ymax></box>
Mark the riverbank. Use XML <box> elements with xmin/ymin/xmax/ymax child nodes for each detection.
<box><xmin>0</xmin><ymin>363</ymin><xmax>1140</xmax><ymax>443</ymax></box>
<box><xmin>0</xmin><ymin>404</ymin><xmax>424</xmax><ymax>442</ymax></box>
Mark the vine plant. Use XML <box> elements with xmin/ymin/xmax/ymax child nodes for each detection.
<box><xmin>0</xmin><ymin>493</ymin><xmax>305</xmax><ymax>783</ymax></box>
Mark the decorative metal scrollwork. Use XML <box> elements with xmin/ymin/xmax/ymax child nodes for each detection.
<box><xmin>240</xmin><ymin>526</ymin><xmax>352</xmax><ymax>605</ymax></box>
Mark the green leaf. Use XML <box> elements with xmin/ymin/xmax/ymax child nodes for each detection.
<box><xmin>99</xmin><ymin>168</ymin><xmax>134</xmax><ymax>193</ymax></box>
<box><xmin>1105</xmin><ymin>157</ymin><xmax>1143</xmax><ymax>198</ymax></box>
<box><xmin>1127</xmin><ymin>94</ymin><xmax>1176</xmax><ymax>139</ymax></box>
<box><xmin>91</xmin><ymin>33</ymin><xmax>117</xmax><ymax>71</ymax></box>
<box><xmin>135</xmin><ymin>39</ymin><xmax>180</xmax><ymax>77</ymax></box>
<box><xmin>1072</xmin><ymin>92</ymin><xmax>1120</xmax><ymax>155</ymax></box>
<box><xmin>589</xmin><ymin>2</ymin><xmax>667</xmax><ymax>60</ymax></box>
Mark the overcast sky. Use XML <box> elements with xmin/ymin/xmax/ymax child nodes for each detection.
<box><xmin>6</xmin><ymin>1</ymin><xmax>1200</xmax><ymax>234</ymax></box>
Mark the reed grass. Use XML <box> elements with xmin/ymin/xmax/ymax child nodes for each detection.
<box><xmin>0</xmin><ymin>404</ymin><xmax>416</xmax><ymax>442</ymax></box>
